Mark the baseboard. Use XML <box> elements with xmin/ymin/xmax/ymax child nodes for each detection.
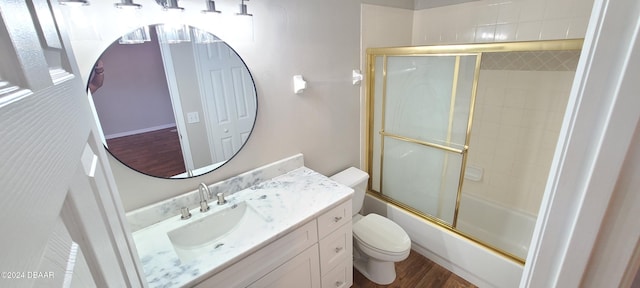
<box><xmin>105</xmin><ymin>123</ymin><xmax>176</xmax><ymax>139</ymax></box>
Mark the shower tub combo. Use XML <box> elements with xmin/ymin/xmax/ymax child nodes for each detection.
<box><xmin>364</xmin><ymin>40</ymin><xmax>582</xmax><ymax>287</ymax></box>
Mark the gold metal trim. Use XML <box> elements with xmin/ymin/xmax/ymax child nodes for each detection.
<box><xmin>453</xmin><ymin>53</ymin><xmax>484</xmax><ymax>228</ymax></box>
<box><xmin>379</xmin><ymin>56</ymin><xmax>388</xmax><ymax>194</ymax></box>
<box><xmin>365</xmin><ymin>54</ymin><xmax>375</xmax><ymax>191</ymax></box>
<box><xmin>366</xmin><ymin>39</ymin><xmax>584</xmax><ymax>56</ymax></box>
<box><xmin>366</xmin><ymin>190</ymin><xmax>526</xmax><ymax>265</ymax></box>
<box><xmin>447</xmin><ymin>56</ymin><xmax>461</xmax><ymax>147</ymax></box>
<box><xmin>380</xmin><ymin>131</ymin><xmax>465</xmax><ymax>154</ymax></box>
<box><xmin>438</xmin><ymin>55</ymin><xmax>461</xmax><ymax>219</ymax></box>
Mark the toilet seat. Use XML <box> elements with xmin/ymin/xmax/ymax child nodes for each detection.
<box><xmin>353</xmin><ymin>214</ymin><xmax>411</xmax><ymax>257</ymax></box>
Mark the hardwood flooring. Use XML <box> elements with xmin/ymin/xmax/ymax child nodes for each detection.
<box><xmin>106</xmin><ymin>127</ymin><xmax>186</xmax><ymax>177</ymax></box>
<box><xmin>352</xmin><ymin>250</ymin><xmax>477</xmax><ymax>288</ymax></box>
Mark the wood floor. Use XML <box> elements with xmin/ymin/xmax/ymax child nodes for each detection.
<box><xmin>352</xmin><ymin>250</ymin><xmax>477</xmax><ymax>288</ymax></box>
<box><xmin>106</xmin><ymin>127</ymin><xmax>186</xmax><ymax>177</ymax></box>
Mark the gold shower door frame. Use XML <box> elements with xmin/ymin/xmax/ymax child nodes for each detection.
<box><xmin>365</xmin><ymin>39</ymin><xmax>584</xmax><ymax>264</ymax></box>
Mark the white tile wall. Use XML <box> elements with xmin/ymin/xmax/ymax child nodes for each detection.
<box><xmin>465</xmin><ymin>70</ymin><xmax>575</xmax><ymax>214</ymax></box>
<box><xmin>412</xmin><ymin>0</ymin><xmax>594</xmax><ymax>45</ymax></box>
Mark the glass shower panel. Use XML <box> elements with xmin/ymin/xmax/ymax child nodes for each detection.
<box><xmin>384</xmin><ymin>55</ymin><xmax>477</xmax><ymax>149</ymax></box>
<box><xmin>384</xmin><ymin>56</ymin><xmax>455</xmax><ymax>147</ymax></box>
<box><xmin>382</xmin><ymin>137</ymin><xmax>462</xmax><ymax>225</ymax></box>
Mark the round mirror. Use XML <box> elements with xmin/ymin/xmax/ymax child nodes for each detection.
<box><xmin>89</xmin><ymin>24</ymin><xmax>257</xmax><ymax>179</ymax></box>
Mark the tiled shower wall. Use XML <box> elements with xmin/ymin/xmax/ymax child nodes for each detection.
<box><xmin>412</xmin><ymin>0</ymin><xmax>594</xmax><ymax>45</ymax></box>
<box><xmin>463</xmin><ymin>51</ymin><xmax>578</xmax><ymax>215</ymax></box>
<box><xmin>406</xmin><ymin>0</ymin><xmax>592</xmax><ymax>215</ymax></box>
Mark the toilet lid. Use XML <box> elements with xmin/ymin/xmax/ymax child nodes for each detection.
<box><xmin>353</xmin><ymin>214</ymin><xmax>411</xmax><ymax>255</ymax></box>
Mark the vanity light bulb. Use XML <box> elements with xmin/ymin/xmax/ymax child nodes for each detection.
<box><xmin>115</xmin><ymin>0</ymin><xmax>142</xmax><ymax>9</ymax></box>
<box><xmin>163</xmin><ymin>0</ymin><xmax>184</xmax><ymax>11</ymax></box>
<box><xmin>237</xmin><ymin>0</ymin><xmax>252</xmax><ymax>16</ymax></box>
<box><xmin>59</xmin><ymin>0</ymin><xmax>89</xmax><ymax>6</ymax></box>
<box><xmin>202</xmin><ymin>0</ymin><xmax>222</xmax><ymax>13</ymax></box>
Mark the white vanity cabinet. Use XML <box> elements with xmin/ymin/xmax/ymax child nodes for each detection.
<box><xmin>195</xmin><ymin>200</ymin><xmax>353</xmax><ymax>288</ymax></box>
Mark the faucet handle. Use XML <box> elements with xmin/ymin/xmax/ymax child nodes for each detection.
<box><xmin>217</xmin><ymin>192</ymin><xmax>227</xmax><ymax>205</ymax></box>
<box><xmin>180</xmin><ymin>207</ymin><xmax>191</xmax><ymax>220</ymax></box>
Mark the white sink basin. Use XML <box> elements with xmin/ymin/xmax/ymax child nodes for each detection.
<box><xmin>167</xmin><ymin>201</ymin><xmax>267</xmax><ymax>263</ymax></box>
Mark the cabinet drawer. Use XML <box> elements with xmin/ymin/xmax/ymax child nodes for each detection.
<box><xmin>317</xmin><ymin>200</ymin><xmax>352</xmax><ymax>239</ymax></box>
<box><xmin>319</xmin><ymin>220</ymin><xmax>352</xmax><ymax>275</ymax></box>
<box><xmin>321</xmin><ymin>260</ymin><xmax>352</xmax><ymax>288</ymax></box>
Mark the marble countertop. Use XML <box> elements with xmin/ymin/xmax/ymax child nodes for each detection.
<box><xmin>132</xmin><ymin>167</ymin><xmax>353</xmax><ymax>288</ymax></box>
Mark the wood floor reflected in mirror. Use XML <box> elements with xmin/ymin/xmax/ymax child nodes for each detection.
<box><xmin>352</xmin><ymin>250</ymin><xmax>477</xmax><ymax>288</ymax></box>
<box><xmin>106</xmin><ymin>127</ymin><xmax>185</xmax><ymax>177</ymax></box>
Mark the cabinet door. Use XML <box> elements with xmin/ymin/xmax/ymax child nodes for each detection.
<box><xmin>248</xmin><ymin>244</ymin><xmax>321</xmax><ymax>288</ymax></box>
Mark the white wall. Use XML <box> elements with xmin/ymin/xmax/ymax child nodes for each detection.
<box><xmin>92</xmin><ymin>34</ymin><xmax>175</xmax><ymax>137</ymax></box>
<box><xmin>60</xmin><ymin>0</ymin><xmax>361</xmax><ymax>211</ymax></box>
<box><xmin>580</xmin><ymin>123</ymin><xmax>640</xmax><ymax>287</ymax></box>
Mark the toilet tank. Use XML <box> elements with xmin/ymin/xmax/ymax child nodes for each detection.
<box><xmin>330</xmin><ymin>167</ymin><xmax>369</xmax><ymax>215</ymax></box>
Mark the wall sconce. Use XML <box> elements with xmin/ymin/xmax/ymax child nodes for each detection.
<box><xmin>115</xmin><ymin>0</ymin><xmax>141</xmax><ymax>9</ymax></box>
<box><xmin>237</xmin><ymin>0</ymin><xmax>252</xmax><ymax>16</ymax></box>
<box><xmin>155</xmin><ymin>0</ymin><xmax>184</xmax><ymax>11</ymax></box>
<box><xmin>58</xmin><ymin>0</ymin><xmax>89</xmax><ymax>6</ymax></box>
<box><xmin>202</xmin><ymin>0</ymin><xmax>221</xmax><ymax>13</ymax></box>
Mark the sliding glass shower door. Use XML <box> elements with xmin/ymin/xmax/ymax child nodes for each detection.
<box><xmin>370</xmin><ymin>53</ymin><xmax>479</xmax><ymax>226</ymax></box>
<box><xmin>367</xmin><ymin>40</ymin><xmax>583</xmax><ymax>262</ymax></box>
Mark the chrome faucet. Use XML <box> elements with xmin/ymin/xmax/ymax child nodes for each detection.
<box><xmin>198</xmin><ymin>183</ymin><xmax>210</xmax><ymax>212</ymax></box>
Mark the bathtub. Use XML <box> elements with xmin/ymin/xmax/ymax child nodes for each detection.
<box><xmin>457</xmin><ymin>193</ymin><xmax>536</xmax><ymax>260</ymax></box>
<box><xmin>363</xmin><ymin>193</ymin><xmax>524</xmax><ymax>288</ymax></box>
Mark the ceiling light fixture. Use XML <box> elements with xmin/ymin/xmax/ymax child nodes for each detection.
<box><xmin>237</xmin><ymin>0</ymin><xmax>252</xmax><ymax>16</ymax></box>
<box><xmin>202</xmin><ymin>0</ymin><xmax>221</xmax><ymax>13</ymax></box>
<box><xmin>115</xmin><ymin>0</ymin><xmax>141</xmax><ymax>9</ymax></box>
<box><xmin>59</xmin><ymin>0</ymin><xmax>89</xmax><ymax>6</ymax></box>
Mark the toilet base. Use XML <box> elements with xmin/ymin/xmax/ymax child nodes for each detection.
<box><xmin>353</xmin><ymin>255</ymin><xmax>397</xmax><ymax>285</ymax></box>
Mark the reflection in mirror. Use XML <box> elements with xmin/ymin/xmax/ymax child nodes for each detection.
<box><xmin>89</xmin><ymin>24</ymin><xmax>257</xmax><ymax>179</ymax></box>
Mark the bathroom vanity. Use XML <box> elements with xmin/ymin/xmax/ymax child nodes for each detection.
<box><xmin>129</xmin><ymin>155</ymin><xmax>354</xmax><ymax>287</ymax></box>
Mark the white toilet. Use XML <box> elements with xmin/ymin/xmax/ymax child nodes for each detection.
<box><xmin>330</xmin><ymin>167</ymin><xmax>411</xmax><ymax>285</ymax></box>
